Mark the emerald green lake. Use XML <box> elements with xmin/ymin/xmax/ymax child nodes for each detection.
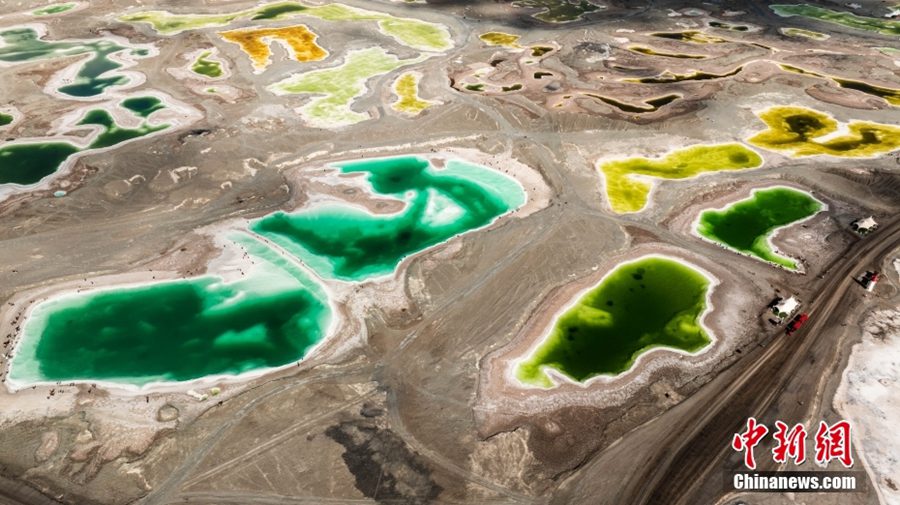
<box><xmin>0</xmin><ymin>142</ymin><xmax>80</xmax><ymax>185</ymax></box>
<box><xmin>0</xmin><ymin>113</ymin><xmax>13</xmax><ymax>126</ymax></box>
<box><xmin>0</xmin><ymin>101</ymin><xmax>168</xmax><ymax>185</ymax></box>
<box><xmin>121</xmin><ymin>96</ymin><xmax>165</xmax><ymax>118</ymax></box>
<box><xmin>9</xmin><ymin>235</ymin><xmax>332</xmax><ymax>386</ymax></box>
<box><xmin>251</xmin><ymin>156</ymin><xmax>525</xmax><ymax>282</ymax></box>
<box><xmin>0</xmin><ymin>27</ymin><xmax>148</xmax><ymax>98</ymax></box>
<box><xmin>517</xmin><ymin>257</ymin><xmax>712</xmax><ymax>388</ymax></box>
<box><xmin>696</xmin><ymin>187</ymin><xmax>823</xmax><ymax>270</ymax></box>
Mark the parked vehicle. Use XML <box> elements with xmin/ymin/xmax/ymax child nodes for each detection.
<box><xmin>786</xmin><ymin>314</ymin><xmax>809</xmax><ymax>335</ymax></box>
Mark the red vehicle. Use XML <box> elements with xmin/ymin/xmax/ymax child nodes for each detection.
<box><xmin>786</xmin><ymin>313</ymin><xmax>809</xmax><ymax>335</ymax></box>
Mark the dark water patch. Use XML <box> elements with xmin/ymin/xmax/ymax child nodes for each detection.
<box><xmin>628</xmin><ymin>45</ymin><xmax>707</xmax><ymax>59</ymax></box>
<box><xmin>584</xmin><ymin>93</ymin><xmax>680</xmax><ymax>113</ymax></box>
<box><xmin>697</xmin><ymin>187</ymin><xmax>823</xmax><ymax>269</ymax></box>
<box><xmin>709</xmin><ymin>21</ymin><xmax>749</xmax><ymax>31</ymax></box>
<box><xmin>121</xmin><ymin>96</ymin><xmax>165</xmax><ymax>118</ymax></box>
<box><xmin>780</xmin><ymin>64</ymin><xmax>900</xmax><ymax>106</ymax></box>
<box><xmin>626</xmin><ymin>66</ymin><xmax>742</xmax><ymax>84</ymax></box>
<box><xmin>251</xmin><ymin>2</ymin><xmax>308</xmax><ymax>20</ymax></box>
<box><xmin>0</xmin><ymin>142</ymin><xmax>79</xmax><ymax>185</ymax></box>
<box><xmin>650</xmin><ymin>30</ymin><xmax>728</xmax><ymax>44</ymax></box>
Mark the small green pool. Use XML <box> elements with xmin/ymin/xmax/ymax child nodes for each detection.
<box><xmin>31</xmin><ymin>2</ymin><xmax>77</xmax><ymax>16</ymax></box>
<box><xmin>696</xmin><ymin>187</ymin><xmax>823</xmax><ymax>270</ymax></box>
<box><xmin>191</xmin><ymin>51</ymin><xmax>224</xmax><ymax>78</ymax></box>
<box><xmin>517</xmin><ymin>256</ymin><xmax>713</xmax><ymax>387</ymax></box>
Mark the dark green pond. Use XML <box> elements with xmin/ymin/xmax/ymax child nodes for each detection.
<box><xmin>696</xmin><ymin>187</ymin><xmax>823</xmax><ymax>269</ymax></box>
<box><xmin>121</xmin><ymin>96</ymin><xmax>165</xmax><ymax>118</ymax></box>
<box><xmin>0</xmin><ymin>142</ymin><xmax>80</xmax><ymax>185</ymax></box>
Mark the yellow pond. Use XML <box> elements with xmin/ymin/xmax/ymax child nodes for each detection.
<box><xmin>220</xmin><ymin>24</ymin><xmax>326</xmax><ymax>71</ymax></box>
<box><xmin>748</xmin><ymin>106</ymin><xmax>900</xmax><ymax>158</ymax></box>
<box><xmin>599</xmin><ymin>144</ymin><xmax>763</xmax><ymax>214</ymax></box>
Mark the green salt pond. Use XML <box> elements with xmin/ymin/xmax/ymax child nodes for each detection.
<box><xmin>31</xmin><ymin>3</ymin><xmax>77</xmax><ymax>16</ymax></box>
<box><xmin>517</xmin><ymin>256</ymin><xmax>712</xmax><ymax>387</ymax></box>
<box><xmin>770</xmin><ymin>4</ymin><xmax>900</xmax><ymax>36</ymax></box>
<box><xmin>599</xmin><ymin>143</ymin><xmax>763</xmax><ymax>214</ymax></box>
<box><xmin>696</xmin><ymin>187</ymin><xmax>823</xmax><ymax>270</ymax></box>
<box><xmin>250</xmin><ymin>155</ymin><xmax>525</xmax><ymax>282</ymax></box>
<box><xmin>0</xmin><ymin>26</ymin><xmax>150</xmax><ymax>98</ymax></box>
<box><xmin>192</xmin><ymin>50</ymin><xmax>224</xmax><ymax>78</ymax></box>
<box><xmin>623</xmin><ymin>66</ymin><xmax>742</xmax><ymax>84</ymax></box>
<box><xmin>80</xmin><ymin>107</ymin><xmax>168</xmax><ymax>149</ymax></box>
<box><xmin>0</xmin><ymin>112</ymin><xmax>13</xmax><ymax>127</ymax></box>
<box><xmin>0</xmin><ymin>142</ymin><xmax>80</xmax><ymax>186</ymax></box>
<box><xmin>0</xmin><ymin>98</ymin><xmax>168</xmax><ymax>186</ymax></box>
<box><xmin>9</xmin><ymin>235</ymin><xmax>332</xmax><ymax>387</ymax></box>
<box><xmin>708</xmin><ymin>21</ymin><xmax>750</xmax><ymax>32</ymax></box>
<box><xmin>121</xmin><ymin>96</ymin><xmax>165</xmax><ymax>118</ymax></box>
